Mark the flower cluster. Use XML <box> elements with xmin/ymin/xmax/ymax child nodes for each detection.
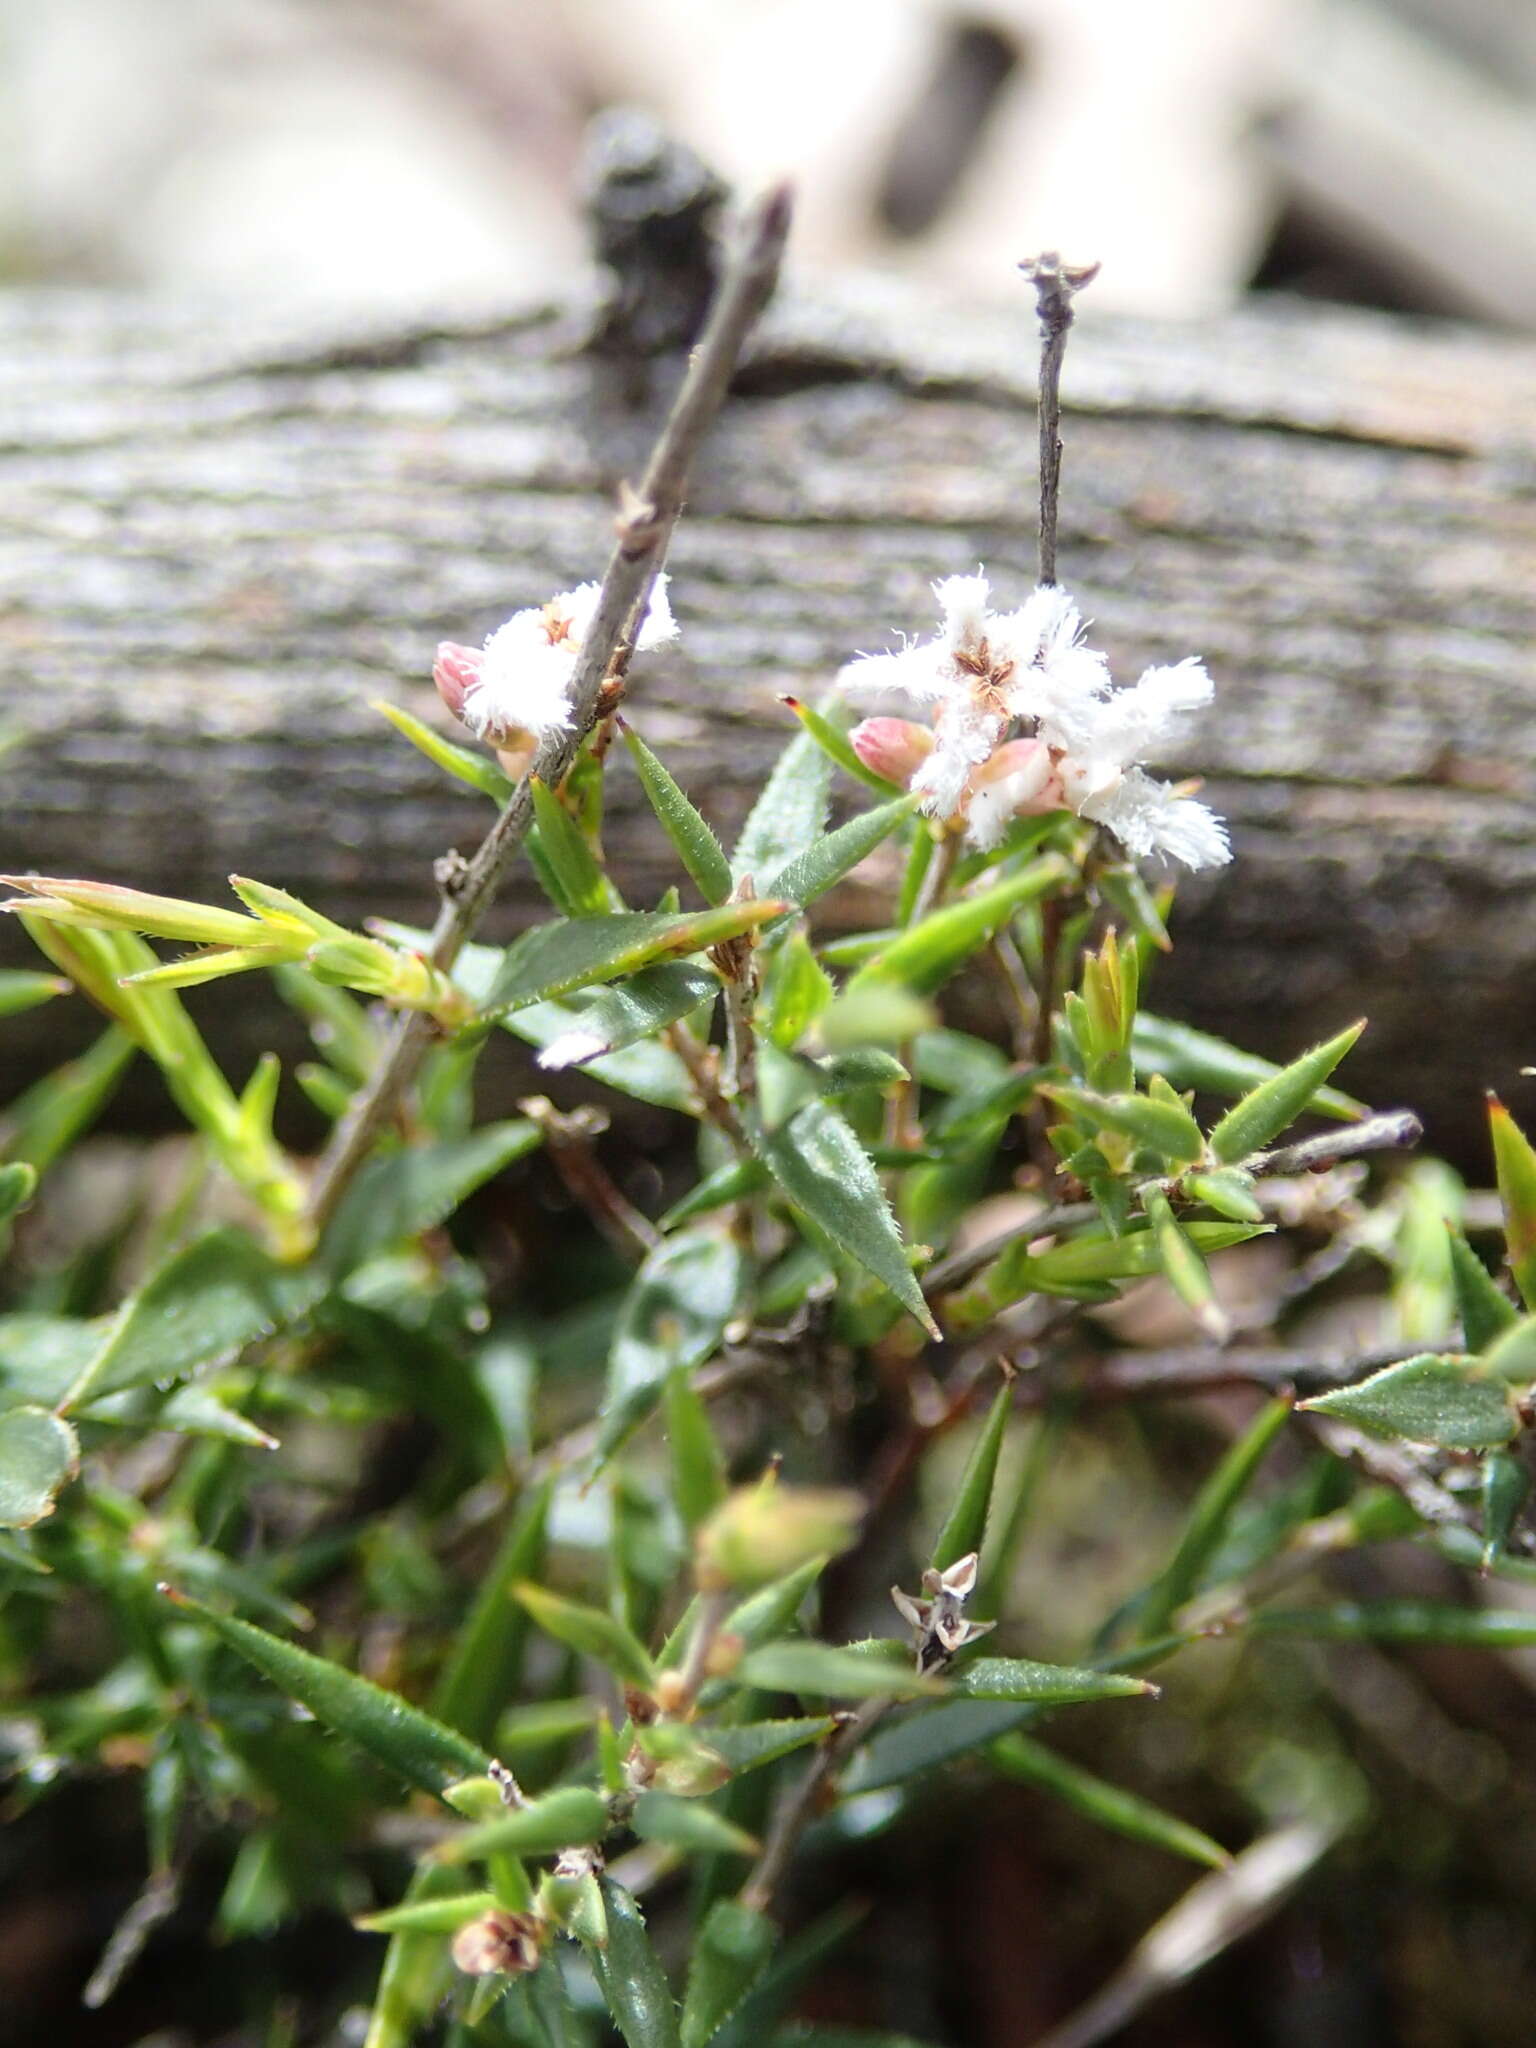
<box><xmin>435</xmin><ymin>577</ymin><xmax>679</xmax><ymax>749</ymax></box>
<box><xmin>840</xmin><ymin>572</ymin><xmax>1230</xmax><ymax>868</ymax></box>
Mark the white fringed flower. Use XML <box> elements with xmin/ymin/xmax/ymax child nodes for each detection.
<box><xmin>459</xmin><ymin>576</ymin><xmax>679</xmax><ymax>742</ymax></box>
<box><xmin>838</xmin><ymin>570</ymin><xmax>1230</xmax><ymax>870</ymax></box>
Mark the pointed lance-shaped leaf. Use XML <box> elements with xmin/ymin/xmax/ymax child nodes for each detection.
<box><xmin>0</xmin><ymin>969</ymin><xmax>72</xmax><ymax>1019</ymax></box>
<box><xmin>1133</xmin><ymin>1012</ymin><xmax>1363</xmax><ymax>1121</ymax></box>
<box><xmin>1046</xmin><ymin>1087</ymin><xmax>1204</xmax><ymax>1168</ymax></box>
<box><xmin>931</xmin><ymin>1379</ymin><xmax>1014</xmax><ymax>1574</ymax></box>
<box><xmin>1142</xmin><ymin>1185</ymin><xmax>1228</xmax><ymax>1343</ymax></box>
<box><xmin>514</xmin><ymin>1582</ymin><xmax>657</xmax><ymax>1691</ymax></box>
<box><xmin>431</xmin><ymin>1479</ymin><xmax>552</xmax><ymax>1747</ymax></box>
<box><xmin>487</xmin><ymin>906</ymin><xmax>788</xmax><ymax>1017</ymax></box>
<box><xmin>1448</xmin><ymin>1228</ymin><xmax>1520</xmax><ymax>1352</ymax></box>
<box><xmin>1490</xmin><ymin>1094</ymin><xmax>1536</xmax><ymax>1310</ymax></box>
<box><xmin>355</xmin><ymin>1891</ymin><xmax>501</xmax><ymax>1936</ymax></box>
<box><xmin>1299</xmin><ymin>1354</ymin><xmax>1519</xmax><ymax>1450</ymax></box>
<box><xmin>681</xmin><ymin>1900</ymin><xmax>777</xmax><ymax>2048</ymax></box>
<box><xmin>432</xmin><ymin>1786</ymin><xmax>611</xmax><ymax>1865</ymax></box>
<box><xmin>948</xmin><ymin>1657</ymin><xmax>1154</xmax><ymax>1704</ymax></box>
<box><xmin>762</xmin><ymin>795</ymin><xmax>918</xmax><ymax>912</ymax></box>
<box><xmin>1481</xmin><ymin>1449</ymin><xmax>1531</xmax><ymax>1573</ymax></box>
<box><xmin>631</xmin><ymin>1791</ymin><xmax>759</xmax><ymax>1858</ymax></box>
<box><xmin>588</xmin><ymin>1880</ymin><xmax>683</xmax><ymax>2048</ymax></box>
<box><xmin>159</xmin><ymin>1587</ymin><xmax>491</xmax><ymax>1797</ymax></box>
<box><xmin>737</xmin><ymin>1639</ymin><xmax>944</xmax><ymax>1700</ymax></box>
<box><xmin>1136</xmin><ymin>1396</ymin><xmax>1291</xmax><ymax>1639</ymax></box>
<box><xmin>780</xmin><ymin>693</ymin><xmax>903</xmax><ymax>797</ymax></box>
<box><xmin>846</xmin><ymin>859</ymin><xmax>1072</xmax><ymax>1001</ymax></box>
<box><xmin>372</xmin><ymin>697</ymin><xmax>515</xmax><ymax>802</ymax></box>
<box><xmin>530</xmin><ymin>778</ymin><xmax>619</xmax><ymax>917</ymax></box>
<box><xmin>663</xmin><ymin>1366</ymin><xmax>729</xmax><ymax>1534</ymax></box>
<box><xmin>732</xmin><ymin>726</ymin><xmax>833</xmax><ymax>886</ymax></box>
<box><xmin>538</xmin><ymin>963</ymin><xmax>719</xmax><ymax>1071</ymax></box>
<box><xmin>754</xmin><ymin>1099</ymin><xmax>938</xmax><ymax>1337</ymax></box>
<box><xmin>1251</xmin><ymin>1602</ymin><xmax>1536</xmax><ymax>1648</ymax></box>
<box><xmin>988</xmin><ymin>1732</ymin><xmax>1230</xmax><ymax>1870</ymax></box>
<box><xmin>1207</xmin><ymin>1020</ymin><xmax>1365</xmax><ymax>1165</ymax></box>
<box><xmin>622</xmin><ymin>724</ymin><xmax>734</xmax><ymax>907</ymax></box>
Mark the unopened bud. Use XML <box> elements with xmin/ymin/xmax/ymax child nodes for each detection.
<box><xmin>450</xmin><ymin>1910</ymin><xmax>544</xmax><ymax>1978</ymax></box>
<box><xmin>433</xmin><ymin>641</ymin><xmax>483</xmax><ymax>722</ymax></box>
<box><xmin>695</xmin><ymin>1480</ymin><xmax>862</xmax><ymax>1592</ymax></box>
<box><xmin>704</xmin><ymin>1631</ymin><xmax>744</xmax><ymax>1679</ymax></box>
<box><xmin>849</xmin><ymin>717</ymin><xmax>934</xmax><ymax>786</ymax></box>
<box><xmin>653</xmin><ymin>1669</ymin><xmax>689</xmax><ymax>1716</ymax></box>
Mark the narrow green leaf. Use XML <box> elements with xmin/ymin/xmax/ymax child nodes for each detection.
<box><xmin>0</xmin><ymin>1406</ymin><xmax>79</xmax><ymax>1528</ymax></box>
<box><xmin>156</xmin><ymin>1383</ymin><xmax>278</xmax><ymax>1449</ymax></box>
<box><xmin>989</xmin><ymin>1732</ymin><xmax>1229</xmax><ymax>1869</ymax></box>
<box><xmin>361</xmin><ymin>1864</ymin><xmax>464</xmax><ymax>2048</ymax></box>
<box><xmin>1298</xmin><ymin>1355</ymin><xmax>1518</xmax><ymax>1450</ymax></box>
<box><xmin>755</xmin><ymin>1100</ymin><xmax>937</xmax><ymax>1337</ymax></box>
<box><xmin>514</xmin><ymin>1582</ymin><xmax>657</xmax><ymax>1690</ymax></box>
<box><xmin>664</xmin><ymin>1366</ymin><xmax>729</xmax><ymax>1534</ymax></box>
<box><xmin>1142</xmin><ymin>1185</ymin><xmax>1226</xmax><ymax>1341</ymax></box>
<box><xmin>1183</xmin><ymin>1168</ymin><xmax>1264</xmax><ymax>1224</ymax></box>
<box><xmin>372</xmin><ymin>697</ymin><xmax>514</xmax><ymax>800</ymax></box>
<box><xmin>708</xmin><ymin>1903</ymin><xmax>867</xmax><ymax>2048</ymax></box>
<box><xmin>1490</xmin><ymin>1095</ymin><xmax>1536</xmax><ymax>1309</ymax></box>
<box><xmin>356</xmin><ymin>1890</ymin><xmax>499</xmax><ymax>1935</ymax></box>
<box><xmin>1207</xmin><ymin>1021</ymin><xmax>1365</xmax><ymax>1165</ymax></box>
<box><xmin>760</xmin><ymin>932</ymin><xmax>834</xmax><ymax>1052</ymax></box>
<box><xmin>681</xmin><ymin>1900</ymin><xmax>777</xmax><ymax>2048</ymax></box>
<box><xmin>931</xmin><ymin>1380</ymin><xmax>1013</xmax><ymax>1573</ymax></box>
<box><xmin>780</xmin><ymin>695</ymin><xmax>901</xmax><ymax>797</ymax></box>
<box><xmin>0</xmin><ymin>969</ymin><xmax>71</xmax><ymax>1018</ymax></box>
<box><xmin>0</xmin><ymin>1024</ymin><xmax>137</xmax><ymax>1175</ymax></box>
<box><xmin>948</xmin><ymin>1222</ymin><xmax>1267</xmax><ymax>1333</ymax></box>
<box><xmin>589</xmin><ymin>1880</ymin><xmax>683</xmax><ymax>2048</ymax></box>
<box><xmin>1251</xmin><ymin>1602</ymin><xmax>1536</xmax><ymax>1648</ymax></box>
<box><xmin>632</xmin><ymin>1790</ymin><xmax>758</xmax><ymax>1857</ymax></box>
<box><xmin>488</xmin><ymin>907</ymin><xmax>786</xmax><ymax>1016</ymax></box>
<box><xmin>533</xmin><ymin>777</ymin><xmax>619</xmax><ymax>917</ymax></box>
<box><xmin>623</xmin><ymin>725</ymin><xmax>733</xmax><ymax>906</ymax></box>
<box><xmin>162</xmin><ymin>1588</ymin><xmax>490</xmax><ymax>1796</ymax></box>
<box><xmin>949</xmin><ymin>1657</ymin><xmax>1152</xmax><ymax>1704</ymax></box>
<box><xmin>500</xmin><ymin>995</ymin><xmax>698</xmax><ymax>1112</ymax></box>
<box><xmin>732</xmin><ymin>729</ymin><xmax>833</xmax><ymax>885</ymax></box>
<box><xmin>434</xmin><ymin>1786</ymin><xmax>610</xmax><ymax>1864</ymax></box>
<box><xmin>64</xmin><ymin>1227</ymin><xmax>328</xmax><ymax>1409</ymax></box>
<box><xmin>1137</xmin><ymin>1397</ymin><xmax>1292</xmax><ymax>1639</ymax></box>
<box><xmin>1448</xmin><ymin>1229</ymin><xmax>1519</xmax><ymax>1350</ymax></box>
<box><xmin>763</xmin><ymin>796</ymin><xmax>917</xmax><ymax>911</ymax></box>
<box><xmin>737</xmin><ymin>1640</ymin><xmax>942</xmax><ymax>1700</ymax></box>
<box><xmin>322</xmin><ymin>1120</ymin><xmax>541</xmax><ymax>1276</ymax></box>
<box><xmin>537</xmin><ymin>963</ymin><xmax>719</xmax><ymax>1070</ymax></box>
<box><xmin>602</xmin><ymin>1232</ymin><xmax>744</xmax><ymax>1459</ymax></box>
<box><xmin>659</xmin><ymin>1158</ymin><xmax>769</xmax><ymax>1231</ymax></box>
<box><xmin>1481</xmin><ymin>1449</ymin><xmax>1531</xmax><ymax>1571</ymax></box>
<box><xmin>846</xmin><ymin>860</ymin><xmax>1071</xmax><ymax>1001</ymax></box>
<box><xmin>1049</xmin><ymin>1087</ymin><xmax>1204</xmax><ymax>1167</ymax></box>
<box><xmin>1480</xmin><ymin>1317</ymin><xmax>1536</xmax><ymax>1384</ymax></box>
<box><xmin>1132</xmin><ymin>1013</ymin><xmax>1363</xmax><ymax>1121</ymax></box>
<box><xmin>846</xmin><ymin>1700</ymin><xmax>1043</xmax><ymax>1792</ymax></box>
<box><xmin>431</xmin><ymin>1480</ymin><xmax>552</xmax><ymax>1745</ymax></box>
<box><xmin>689</xmin><ymin>1718</ymin><xmax>834</xmax><ymax>1775</ymax></box>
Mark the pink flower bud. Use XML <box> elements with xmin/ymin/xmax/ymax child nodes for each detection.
<box><xmin>433</xmin><ymin>641</ymin><xmax>483</xmax><ymax>722</ymax></box>
<box><xmin>849</xmin><ymin>717</ymin><xmax>935</xmax><ymax>787</ymax></box>
<box><xmin>968</xmin><ymin>737</ymin><xmax>1063</xmax><ymax>810</ymax></box>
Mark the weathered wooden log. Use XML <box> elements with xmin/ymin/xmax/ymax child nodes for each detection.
<box><xmin>2</xmin><ymin>276</ymin><xmax>1534</xmax><ymax>1158</ymax></box>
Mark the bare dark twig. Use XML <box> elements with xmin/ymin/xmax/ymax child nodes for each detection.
<box><xmin>1018</xmin><ymin>250</ymin><xmax>1100</xmax><ymax>586</ymax></box>
<box><xmin>304</xmin><ymin>187</ymin><xmax>792</xmax><ymax>1233</ymax></box>
<box><xmin>1251</xmin><ymin>1109</ymin><xmax>1423</xmax><ymax>1178</ymax></box>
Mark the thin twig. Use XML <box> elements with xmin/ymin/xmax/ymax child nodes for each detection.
<box><xmin>922</xmin><ymin>1200</ymin><xmax>1097</xmax><ymax>1297</ymax></box>
<box><xmin>303</xmin><ymin>186</ymin><xmax>793</xmax><ymax>1233</ymax></box>
<box><xmin>739</xmin><ymin>1695</ymin><xmax>888</xmax><ymax>1915</ymax></box>
<box><xmin>1018</xmin><ymin>251</ymin><xmax>1099</xmax><ymax>586</ymax></box>
<box><xmin>1250</xmin><ymin>1109</ymin><xmax>1423</xmax><ymax>1179</ymax></box>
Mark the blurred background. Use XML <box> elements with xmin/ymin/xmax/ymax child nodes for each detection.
<box><xmin>7</xmin><ymin>0</ymin><xmax>1536</xmax><ymax>326</ymax></box>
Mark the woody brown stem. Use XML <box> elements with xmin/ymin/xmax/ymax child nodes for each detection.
<box><xmin>304</xmin><ymin>186</ymin><xmax>792</xmax><ymax>1234</ymax></box>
